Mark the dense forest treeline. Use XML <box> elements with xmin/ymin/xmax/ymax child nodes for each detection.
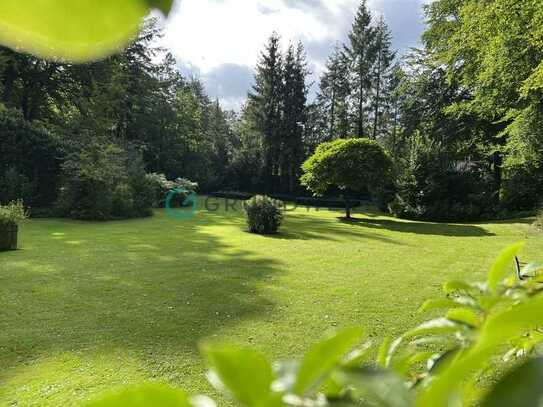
<box><xmin>0</xmin><ymin>19</ymin><xmax>235</xmax><ymax>210</ymax></box>
<box><xmin>1</xmin><ymin>0</ymin><xmax>542</xmax><ymax>221</ymax></box>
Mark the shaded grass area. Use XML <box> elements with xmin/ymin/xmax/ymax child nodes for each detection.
<box><xmin>0</xmin><ymin>197</ymin><xmax>542</xmax><ymax>405</ymax></box>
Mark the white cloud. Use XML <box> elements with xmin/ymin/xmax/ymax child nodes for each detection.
<box><xmin>162</xmin><ymin>0</ymin><xmax>356</xmax><ymax>74</ymax></box>
<box><xmin>160</xmin><ymin>0</ymin><xmax>431</xmax><ymax>109</ymax></box>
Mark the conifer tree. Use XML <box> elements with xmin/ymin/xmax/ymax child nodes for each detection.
<box><xmin>208</xmin><ymin>99</ymin><xmax>233</xmax><ymax>185</ymax></box>
<box><xmin>248</xmin><ymin>32</ymin><xmax>284</xmax><ymax>192</ymax></box>
<box><xmin>371</xmin><ymin>17</ymin><xmax>395</xmax><ymax>140</ymax></box>
<box><xmin>316</xmin><ymin>47</ymin><xmax>351</xmax><ymax>139</ymax></box>
<box><xmin>281</xmin><ymin>42</ymin><xmax>308</xmax><ymax>192</ymax></box>
<box><xmin>385</xmin><ymin>65</ymin><xmax>404</xmax><ymax>156</ymax></box>
<box><xmin>346</xmin><ymin>0</ymin><xmax>376</xmax><ymax>138</ymax></box>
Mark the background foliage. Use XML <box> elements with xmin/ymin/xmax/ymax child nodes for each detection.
<box><xmin>2</xmin><ymin>0</ymin><xmax>542</xmax><ymax>220</ymax></box>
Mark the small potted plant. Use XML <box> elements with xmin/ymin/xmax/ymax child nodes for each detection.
<box><xmin>0</xmin><ymin>200</ymin><xmax>28</xmax><ymax>251</ymax></box>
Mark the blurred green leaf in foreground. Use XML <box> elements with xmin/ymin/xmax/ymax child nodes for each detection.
<box><xmin>0</xmin><ymin>0</ymin><xmax>173</xmax><ymax>62</ymax></box>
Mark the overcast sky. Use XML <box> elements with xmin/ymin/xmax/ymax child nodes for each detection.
<box><xmin>160</xmin><ymin>0</ymin><xmax>430</xmax><ymax>110</ymax></box>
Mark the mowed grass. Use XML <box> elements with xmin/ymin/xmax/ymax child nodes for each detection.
<box><xmin>1</xmin><ymin>197</ymin><xmax>542</xmax><ymax>405</ymax></box>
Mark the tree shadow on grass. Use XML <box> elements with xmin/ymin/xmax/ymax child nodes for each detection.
<box><xmin>339</xmin><ymin>217</ymin><xmax>495</xmax><ymax>237</ymax></box>
<box><xmin>0</xmin><ymin>215</ymin><xmax>281</xmax><ymax>373</ymax></box>
<box><xmin>188</xmin><ymin>204</ymin><xmax>402</xmax><ymax>244</ymax></box>
<box><xmin>261</xmin><ymin>212</ymin><xmax>403</xmax><ymax>245</ymax></box>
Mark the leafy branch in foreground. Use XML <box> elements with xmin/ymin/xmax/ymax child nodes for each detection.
<box><xmin>0</xmin><ymin>0</ymin><xmax>174</xmax><ymax>62</ymax></box>
<box><xmin>87</xmin><ymin>243</ymin><xmax>543</xmax><ymax>407</ymax></box>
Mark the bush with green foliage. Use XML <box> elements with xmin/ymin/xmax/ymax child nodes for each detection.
<box><xmin>124</xmin><ymin>157</ymin><xmax>158</xmax><ymax>218</ymax></box>
<box><xmin>301</xmin><ymin>138</ymin><xmax>392</xmax><ymax>218</ymax></box>
<box><xmin>56</xmin><ymin>144</ymin><xmax>124</xmax><ymax>220</ymax></box>
<box><xmin>0</xmin><ymin>107</ymin><xmax>61</xmax><ymax>208</ymax></box>
<box><xmin>245</xmin><ymin>195</ymin><xmax>283</xmax><ymax>234</ymax></box>
<box><xmin>390</xmin><ymin>136</ymin><xmax>497</xmax><ymax>222</ymax></box>
<box><xmin>0</xmin><ymin>200</ymin><xmax>28</xmax><ymax>226</ymax></box>
<box><xmin>499</xmin><ymin>106</ymin><xmax>543</xmax><ymax>212</ymax></box>
<box><xmin>129</xmin><ymin>174</ymin><xmax>157</xmax><ymax>217</ymax></box>
<box><xmin>147</xmin><ymin>173</ymin><xmax>199</xmax><ymax>208</ymax></box>
<box><xmin>56</xmin><ymin>144</ymin><xmax>155</xmax><ymax>220</ymax></box>
<box><xmin>111</xmin><ymin>183</ymin><xmax>136</xmax><ymax>219</ymax></box>
<box><xmin>146</xmin><ymin>173</ymin><xmax>171</xmax><ymax>207</ymax></box>
<box><xmin>87</xmin><ymin>243</ymin><xmax>543</xmax><ymax>407</ymax></box>
<box><xmin>0</xmin><ymin>167</ymin><xmax>36</xmax><ymax>205</ymax></box>
<box><xmin>501</xmin><ymin>165</ymin><xmax>543</xmax><ymax>213</ymax></box>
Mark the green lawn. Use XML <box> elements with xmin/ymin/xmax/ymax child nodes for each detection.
<box><xmin>1</xmin><ymin>198</ymin><xmax>542</xmax><ymax>405</ymax></box>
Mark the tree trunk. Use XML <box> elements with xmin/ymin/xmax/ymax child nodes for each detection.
<box><xmin>358</xmin><ymin>86</ymin><xmax>364</xmax><ymax>138</ymax></box>
<box><xmin>330</xmin><ymin>86</ymin><xmax>336</xmax><ymax>138</ymax></box>
<box><xmin>358</xmin><ymin>63</ymin><xmax>365</xmax><ymax>138</ymax></box>
<box><xmin>392</xmin><ymin>102</ymin><xmax>398</xmax><ymax>157</ymax></box>
<box><xmin>493</xmin><ymin>151</ymin><xmax>502</xmax><ymax>205</ymax></box>
<box><xmin>289</xmin><ymin>163</ymin><xmax>295</xmax><ymax>194</ymax></box>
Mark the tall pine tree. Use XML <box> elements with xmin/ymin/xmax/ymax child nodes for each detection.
<box><xmin>381</xmin><ymin>64</ymin><xmax>404</xmax><ymax>158</ymax></box>
<box><xmin>316</xmin><ymin>46</ymin><xmax>351</xmax><ymax>139</ymax></box>
<box><xmin>248</xmin><ymin>32</ymin><xmax>283</xmax><ymax>192</ymax></box>
<box><xmin>281</xmin><ymin>42</ymin><xmax>308</xmax><ymax>192</ymax></box>
<box><xmin>346</xmin><ymin>0</ymin><xmax>376</xmax><ymax>139</ymax></box>
<box><xmin>371</xmin><ymin>16</ymin><xmax>395</xmax><ymax>140</ymax></box>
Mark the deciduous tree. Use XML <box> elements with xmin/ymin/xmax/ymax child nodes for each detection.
<box><xmin>301</xmin><ymin>138</ymin><xmax>392</xmax><ymax>218</ymax></box>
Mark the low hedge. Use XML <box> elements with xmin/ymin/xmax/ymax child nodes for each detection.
<box><xmin>209</xmin><ymin>191</ymin><xmax>368</xmax><ymax>209</ymax></box>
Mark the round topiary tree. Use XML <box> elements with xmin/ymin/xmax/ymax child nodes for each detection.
<box><xmin>300</xmin><ymin>138</ymin><xmax>392</xmax><ymax>219</ymax></box>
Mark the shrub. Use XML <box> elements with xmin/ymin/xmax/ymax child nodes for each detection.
<box><xmin>56</xmin><ymin>144</ymin><xmax>156</xmax><ymax>220</ymax></box>
<box><xmin>145</xmin><ymin>173</ymin><xmax>169</xmax><ymax>207</ymax></box>
<box><xmin>173</xmin><ymin>177</ymin><xmax>199</xmax><ymax>193</ymax></box>
<box><xmin>391</xmin><ymin>138</ymin><xmax>497</xmax><ymax>222</ymax></box>
<box><xmin>0</xmin><ymin>167</ymin><xmax>36</xmax><ymax>205</ymax></box>
<box><xmin>245</xmin><ymin>195</ymin><xmax>283</xmax><ymax>234</ymax></box>
<box><xmin>0</xmin><ymin>200</ymin><xmax>29</xmax><ymax>226</ymax></box>
<box><xmin>111</xmin><ymin>183</ymin><xmax>135</xmax><ymax>218</ymax></box>
<box><xmin>124</xmin><ymin>158</ymin><xmax>156</xmax><ymax>218</ymax></box>
<box><xmin>147</xmin><ymin>173</ymin><xmax>199</xmax><ymax>208</ymax></box>
<box><xmin>130</xmin><ymin>174</ymin><xmax>156</xmax><ymax>217</ymax></box>
<box><xmin>501</xmin><ymin>163</ymin><xmax>543</xmax><ymax>212</ymax></box>
<box><xmin>500</xmin><ymin>105</ymin><xmax>543</xmax><ymax>212</ymax></box>
<box><xmin>169</xmin><ymin>178</ymin><xmax>199</xmax><ymax>208</ymax></box>
<box><xmin>56</xmin><ymin>144</ymin><xmax>123</xmax><ymax>220</ymax></box>
<box><xmin>0</xmin><ymin>107</ymin><xmax>61</xmax><ymax>208</ymax></box>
